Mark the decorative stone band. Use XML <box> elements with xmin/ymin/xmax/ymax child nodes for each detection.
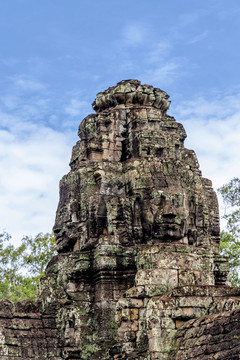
<box><xmin>92</xmin><ymin>79</ymin><xmax>170</xmax><ymax>113</ymax></box>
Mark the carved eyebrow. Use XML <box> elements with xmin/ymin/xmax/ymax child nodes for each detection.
<box><xmin>158</xmin><ymin>193</ymin><xmax>184</xmax><ymax>199</ymax></box>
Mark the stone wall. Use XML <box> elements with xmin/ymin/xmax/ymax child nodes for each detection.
<box><xmin>0</xmin><ymin>300</ymin><xmax>61</xmax><ymax>359</ymax></box>
<box><xmin>169</xmin><ymin>308</ymin><xmax>240</xmax><ymax>360</ymax></box>
<box><xmin>115</xmin><ymin>242</ymin><xmax>236</xmax><ymax>360</ymax></box>
<box><xmin>38</xmin><ymin>241</ymin><xmax>136</xmax><ymax>359</ymax></box>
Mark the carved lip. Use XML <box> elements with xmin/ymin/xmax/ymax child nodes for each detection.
<box><xmin>156</xmin><ymin>222</ymin><xmax>182</xmax><ymax>228</ymax></box>
<box><xmin>153</xmin><ymin>223</ymin><xmax>183</xmax><ymax>236</ymax></box>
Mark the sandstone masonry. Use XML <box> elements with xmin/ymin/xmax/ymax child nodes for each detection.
<box><xmin>0</xmin><ymin>80</ymin><xmax>239</xmax><ymax>360</ymax></box>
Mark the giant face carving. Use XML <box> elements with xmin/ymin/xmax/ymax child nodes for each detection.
<box><xmin>150</xmin><ymin>190</ymin><xmax>189</xmax><ymax>241</ymax></box>
<box><xmin>54</xmin><ymin>80</ymin><xmax>220</xmax><ymax>253</ymax></box>
<box><xmin>134</xmin><ymin>183</ymin><xmax>197</xmax><ymax>245</ymax></box>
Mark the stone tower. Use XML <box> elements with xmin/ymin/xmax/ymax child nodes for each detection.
<box><xmin>0</xmin><ymin>80</ymin><xmax>240</xmax><ymax>360</ymax></box>
<box><xmin>54</xmin><ymin>79</ymin><xmax>220</xmax><ymax>256</ymax></box>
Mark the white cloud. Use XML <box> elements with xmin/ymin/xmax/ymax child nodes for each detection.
<box><xmin>177</xmin><ymin>12</ymin><xmax>201</xmax><ymax>29</ymax></box>
<box><xmin>1</xmin><ymin>95</ymin><xmax>19</xmax><ymax>110</ymax></box>
<box><xmin>0</xmin><ymin>74</ymin><xmax>79</xmax><ymax>244</ymax></box>
<box><xmin>122</xmin><ymin>23</ymin><xmax>146</xmax><ymax>46</ymax></box>
<box><xmin>0</xmin><ymin>126</ymin><xmax>74</xmax><ymax>244</ymax></box>
<box><xmin>147</xmin><ymin>41</ymin><xmax>172</xmax><ymax>63</ymax></box>
<box><xmin>0</xmin><ymin>57</ymin><xmax>19</xmax><ymax>67</ymax></box>
<box><xmin>0</xmin><ymin>77</ymin><xmax>51</xmax><ymax>137</ymax></box>
<box><xmin>172</xmin><ymin>92</ymin><xmax>240</xmax><ymax>228</ymax></box>
<box><xmin>11</xmin><ymin>75</ymin><xmax>46</xmax><ymax>92</ymax></box>
<box><xmin>188</xmin><ymin>31</ymin><xmax>208</xmax><ymax>44</ymax></box>
<box><xmin>216</xmin><ymin>7</ymin><xmax>240</xmax><ymax>20</ymax></box>
<box><xmin>65</xmin><ymin>98</ymin><xmax>89</xmax><ymax>117</ymax></box>
<box><xmin>140</xmin><ymin>61</ymin><xmax>181</xmax><ymax>86</ymax></box>
<box><xmin>174</xmin><ymin>92</ymin><xmax>240</xmax><ymax>190</ymax></box>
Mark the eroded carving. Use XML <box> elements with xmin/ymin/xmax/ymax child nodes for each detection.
<box><xmin>53</xmin><ymin>79</ymin><xmax>220</xmax><ymax>254</ymax></box>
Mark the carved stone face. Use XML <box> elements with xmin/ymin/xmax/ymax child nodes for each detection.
<box><xmin>150</xmin><ymin>189</ymin><xmax>190</xmax><ymax>241</ymax></box>
<box><xmin>54</xmin><ymin>80</ymin><xmax>220</xmax><ymax>253</ymax></box>
<box><xmin>54</xmin><ymin>218</ymin><xmax>78</xmax><ymax>252</ymax></box>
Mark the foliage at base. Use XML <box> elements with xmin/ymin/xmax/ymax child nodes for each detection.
<box><xmin>219</xmin><ymin>177</ymin><xmax>240</xmax><ymax>287</ymax></box>
<box><xmin>0</xmin><ymin>232</ymin><xmax>57</xmax><ymax>301</ymax></box>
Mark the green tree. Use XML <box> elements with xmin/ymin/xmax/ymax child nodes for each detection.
<box><xmin>0</xmin><ymin>232</ymin><xmax>57</xmax><ymax>301</ymax></box>
<box><xmin>218</xmin><ymin>177</ymin><xmax>240</xmax><ymax>286</ymax></box>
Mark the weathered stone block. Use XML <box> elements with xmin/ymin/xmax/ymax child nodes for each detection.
<box><xmin>135</xmin><ymin>269</ymin><xmax>178</xmax><ymax>288</ymax></box>
<box><xmin>178</xmin><ymin>296</ymin><xmax>212</xmax><ymax>308</ymax></box>
<box><xmin>172</xmin><ymin>306</ymin><xmax>207</xmax><ymax>320</ymax></box>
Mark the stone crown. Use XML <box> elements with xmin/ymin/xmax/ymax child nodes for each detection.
<box><xmin>92</xmin><ymin>79</ymin><xmax>171</xmax><ymax>113</ymax></box>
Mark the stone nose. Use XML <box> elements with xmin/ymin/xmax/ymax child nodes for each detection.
<box><xmin>53</xmin><ymin>227</ymin><xmax>62</xmax><ymax>236</ymax></box>
<box><xmin>161</xmin><ymin>201</ymin><xmax>177</xmax><ymax>219</ymax></box>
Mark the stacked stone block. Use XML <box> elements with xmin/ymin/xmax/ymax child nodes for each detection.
<box><xmin>0</xmin><ymin>300</ymin><xmax>61</xmax><ymax>359</ymax></box>
<box><xmin>170</xmin><ymin>307</ymin><xmax>240</xmax><ymax>360</ymax></box>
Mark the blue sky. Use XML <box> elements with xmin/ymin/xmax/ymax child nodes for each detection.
<box><xmin>1</xmin><ymin>0</ymin><xmax>240</xmax><ymax>242</ymax></box>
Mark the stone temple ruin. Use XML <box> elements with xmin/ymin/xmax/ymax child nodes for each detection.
<box><xmin>1</xmin><ymin>80</ymin><xmax>240</xmax><ymax>359</ymax></box>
